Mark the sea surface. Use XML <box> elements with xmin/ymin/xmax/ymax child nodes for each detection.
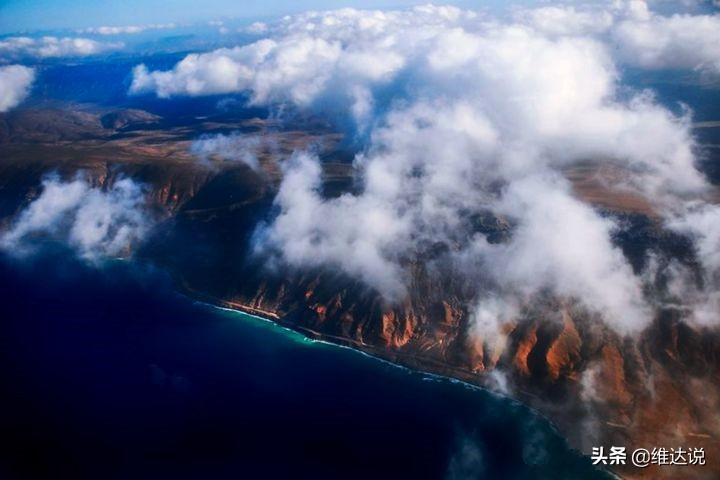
<box><xmin>0</xmin><ymin>251</ymin><xmax>611</xmax><ymax>480</ymax></box>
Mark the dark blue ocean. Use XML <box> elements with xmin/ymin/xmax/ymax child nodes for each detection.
<box><xmin>0</xmin><ymin>252</ymin><xmax>610</xmax><ymax>480</ymax></box>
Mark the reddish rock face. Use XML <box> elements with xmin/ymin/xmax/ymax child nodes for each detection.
<box><xmin>216</xmin><ymin>282</ymin><xmax>720</xmax><ymax>479</ymax></box>
<box><xmin>513</xmin><ymin>325</ymin><xmax>537</xmax><ymax>377</ymax></box>
<box><xmin>545</xmin><ymin>310</ymin><xmax>582</xmax><ymax>382</ymax></box>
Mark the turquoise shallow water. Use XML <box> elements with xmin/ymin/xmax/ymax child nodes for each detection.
<box><xmin>0</xmin><ymin>252</ymin><xmax>612</xmax><ymax>479</ymax></box>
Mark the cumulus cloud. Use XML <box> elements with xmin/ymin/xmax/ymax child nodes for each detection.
<box><xmin>0</xmin><ymin>64</ymin><xmax>34</xmax><ymax>112</ymax></box>
<box><xmin>0</xmin><ymin>36</ymin><xmax>122</xmax><ymax>59</ymax></box>
<box><xmin>515</xmin><ymin>1</ymin><xmax>720</xmax><ymax>74</ymax></box>
<box><xmin>471</xmin><ymin>175</ymin><xmax>649</xmax><ymax>333</ymax></box>
<box><xmin>514</xmin><ymin>5</ymin><xmax>614</xmax><ymax>36</ymax></box>
<box><xmin>131</xmin><ymin>3</ymin><xmax>720</xmax><ymax>334</ymax></box>
<box><xmin>1</xmin><ymin>176</ymin><xmax>151</xmax><ymax>261</ymax></box>
<box><xmin>129</xmin><ymin>5</ymin><xmax>471</xmax><ymax>120</ymax></box>
<box><xmin>256</xmin><ymin>151</ymin><xmax>409</xmax><ymax>298</ymax></box>
<box><xmin>612</xmin><ymin>3</ymin><xmax>720</xmax><ymax>74</ymax></box>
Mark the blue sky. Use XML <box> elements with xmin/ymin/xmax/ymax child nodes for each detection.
<box><xmin>0</xmin><ymin>0</ymin><xmax>512</xmax><ymax>34</ymax></box>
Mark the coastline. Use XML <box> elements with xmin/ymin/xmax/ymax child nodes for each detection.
<box><xmin>181</xmin><ymin>287</ymin><xmax>619</xmax><ymax>480</ymax></box>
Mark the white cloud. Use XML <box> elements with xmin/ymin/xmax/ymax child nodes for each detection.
<box><xmin>612</xmin><ymin>4</ymin><xmax>720</xmax><ymax>73</ymax></box>
<box><xmin>474</xmin><ymin>175</ymin><xmax>650</xmax><ymax>333</ymax></box>
<box><xmin>85</xmin><ymin>26</ymin><xmax>144</xmax><ymax>35</ymax></box>
<box><xmin>129</xmin><ymin>5</ymin><xmax>472</xmax><ymax>113</ymax></box>
<box><xmin>1</xmin><ymin>176</ymin><xmax>151</xmax><ymax>261</ymax></box>
<box><xmin>515</xmin><ymin>5</ymin><xmax>614</xmax><ymax>36</ymax></box>
<box><xmin>515</xmin><ymin>1</ymin><xmax>720</xmax><ymax>74</ymax></box>
<box><xmin>256</xmin><ymin>151</ymin><xmax>409</xmax><ymax>298</ymax></box>
<box><xmin>663</xmin><ymin>203</ymin><xmax>720</xmax><ymax>326</ymax></box>
<box><xmin>469</xmin><ymin>296</ymin><xmax>519</xmax><ymax>354</ymax></box>
<box><xmin>80</xmin><ymin>23</ymin><xmax>176</xmax><ymax>35</ymax></box>
<box><xmin>130</xmin><ymin>37</ymin><xmax>347</xmax><ymax>102</ymax></box>
<box><xmin>0</xmin><ymin>64</ymin><xmax>34</xmax><ymax>112</ymax></box>
<box><xmin>668</xmin><ymin>203</ymin><xmax>720</xmax><ymax>273</ymax></box>
<box><xmin>0</xmin><ymin>36</ymin><xmax>122</xmax><ymax>59</ymax></box>
<box><xmin>130</xmin><ymin>4</ymin><xmax>720</xmax><ymax>333</ymax></box>
<box><xmin>244</xmin><ymin>22</ymin><xmax>269</xmax><ymax>35</ymax></box>
<box><xmin>190</xmin><ymin>133</ymin><xmax>262</xmax><ymax>170</ymax></box>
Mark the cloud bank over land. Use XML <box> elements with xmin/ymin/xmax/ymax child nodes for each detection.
<box><xmin>0</xmin><ymin>36</ymin><xmax>122</xmax><ymax>59</ymax></box>
<box><xmin>131</xmin><ymin>2</ymin><xmax>720</xmax><ymax>103</ymax></box>
<box><xmin>516</xmin><ymin>1</ymin><xmax>720</xmax><ymax>75</ymax></box>
<box><xmin>80</xmin><ymin>23</ymin><xmax>176</xmax><ymax>35</ymax></box>
<box><xmin>514</xmin><ymin>5</ymin><xmax>615</xmax><ymax>36</ymax></box>
<box><xmin>612</xmin><ymin>2</ymin><xmax>720</xmax><ymax>73</ymax></box>
<box><xmin>132</xmin><ymin>1</ymin><xmax>720</xmax><ymax>334</ymax></box>
<box><xmin>1</xmin><ymin>176</ymin><xmax>151</xmax><ymax>262</ymax></box>
<box><xmin>0</xmin><ymin>65</ymin><xmax>34</xmax><ymax>112</ymax></box>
